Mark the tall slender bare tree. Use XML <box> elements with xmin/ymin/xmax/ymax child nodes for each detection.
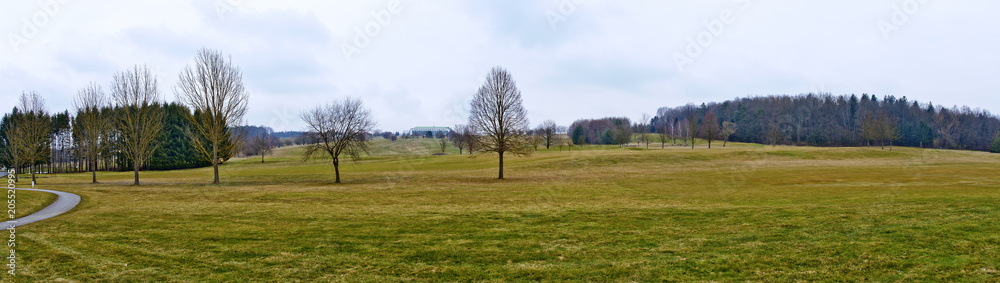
<box><xmin>175</xmin><ymin>48</ymin><xmax>250</xmax><ymax>184</ymax></box>
<box><xmin>684</xmin><ymin>105</ymin><xmax>699</xmax><ymax>149</ymax></box>
<box><xmin>637</xmin><ymin>113</ymin><xmax>651</xmax><ymax>149</ymax></box>
<box><xmin>5</xmin><ymin>92</ymin><xmax>51</xmax><ymax>183</ymax></box>
<box><xmin>469</xmin><ymin>66</ymin><xmax>530</xmax><ymax>179</ymax></box>
<box><xmin>700</xmin><ymin>110</ymin><xmax>719</xmax><ymax>149</ymax></box>
<box><xmin>74</xmin><ymin>82</ymin><xmax>112</xmax><ymax>183</ymax></box>
<box><xmin>300</xmin><ymin>97</ymin><xmax>375</xmax><ymax>183</ymax></box>
<box><xmin>111</xmin><ymin>65</ymin><xmax>164</xmax><ymax>185</ymax></box>
<box><xmin>451</xmin><ymin>124</ymin><xmax>469</xmax><ymax>154</ymax></box>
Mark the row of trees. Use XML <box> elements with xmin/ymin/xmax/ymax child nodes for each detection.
<box><xmin>568</xmin><ymin>117</ymin><xmax>633</xmax><ymax>147</ymax></box>
<box><xmin>1</xmin><ymin>48</ymin><xmax>251</xmax><ymax>185</ymax></box>
<box><xmin>652</xmin><ymin>93</ymin><xmax>1000</xmax><ymax>151</ymax></box>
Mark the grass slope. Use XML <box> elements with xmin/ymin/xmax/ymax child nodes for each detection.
<box><xmin>4</xmin><ymin>140</ymin><xmax>1000</xmax><ymax>281</ymax></box>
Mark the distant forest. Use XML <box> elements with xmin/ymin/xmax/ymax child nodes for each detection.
<box><xmin>571</xmin><ymin>94</ymin><xmax>1000</xmax><ymax>152</ymax></box>
<box><xmin>656</xmin><ymin>94</ymin><xmax>1000</xmax><ymax>151</ymax></box>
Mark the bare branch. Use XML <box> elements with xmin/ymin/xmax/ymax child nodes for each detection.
<box><xmin>175</xmin><ymin>48</ymin><xmax>250</xmax><ymax>184</ymax></box>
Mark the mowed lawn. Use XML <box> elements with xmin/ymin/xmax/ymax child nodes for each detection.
<box><xmin>5</xmin><ymin>138</ymin><xmax>1000</xmax><ymax>281</ymax></box>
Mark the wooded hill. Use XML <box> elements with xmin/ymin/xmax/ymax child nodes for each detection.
<box><xmin>654</xmin><ymin>94</ymin><xmax>1000</xmax><ymax>151</ymax></box>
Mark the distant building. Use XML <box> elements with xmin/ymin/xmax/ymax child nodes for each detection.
<box><xmin>410</xmin><ymin>126</ymin><xmax>451</xmax><ymax>137</ymax></box>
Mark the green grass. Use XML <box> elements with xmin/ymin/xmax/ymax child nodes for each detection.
<box><xmin>4</xmin><ymin>140</ymin><xmax>1000</xmax><ymax>281</ymax></box>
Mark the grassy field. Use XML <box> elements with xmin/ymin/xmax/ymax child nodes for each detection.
<box><xmin>4</xmin><ymin>138</ymin><xmax>1000</xmax><ymax>281</ymax></box>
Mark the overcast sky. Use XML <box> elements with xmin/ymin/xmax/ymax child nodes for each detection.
<box><xmin>2</xmin><ymin>0</ymin><xmax>998</xmax><ymax>132</ymax></box>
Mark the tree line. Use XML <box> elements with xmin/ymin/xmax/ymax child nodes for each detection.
<box><xmin>652</xmin><ymin>93</ymin><xmax>1000</xmax><ymax>151</ymax></box>
<box><xmin>1</xmin><ymin>48</ymin><xmax>252</xmax><ymax>185</ymax></box>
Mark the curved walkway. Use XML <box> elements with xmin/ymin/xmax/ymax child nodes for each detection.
<box><xmin>1</xmin><ymin>172</ymin><xmax>81</xmax><ymax>227</ymax></box>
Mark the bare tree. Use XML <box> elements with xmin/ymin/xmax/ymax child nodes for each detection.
<box><xmin>530</xmin><ymin>129</ymin><xmax>544</xmax><ymax>151</ymax></box>
<box><xmin>469</xmin><ymin>67</ymin><xmax>531</xmax><ymax>179</ymax></box>
<box><xmin>452</xmin><ymin>124</ymin><xmax>478</xmax><ymax>154</ymax></box>
<box><xmin>679</xmin><ymin>119</ymin><xmax>690</xmax><ymax>147</ymax></box>
<box><xmin>877</xmin><ymin>111</ymin><xmax>899</xmax><ymax>151</ymax></box>
<box><xmin>436</xmin><ymin>131</ymin><xmax>448</xmax><ymax>153</ymax></box>
<box><xmin>637</xmin><ymin>113</ymin><xmax>651</xmax><ymax>149</ymax></box>
<box><xmin>249</xmin><ymin>133</ymin><xmax>274</xmax><ymax>163</ymax></box>
<box><xmin>684</xmin><ymin>105</ymin><xmax>699</xmax><ymax>149</ymax></box>
<box><xmin>5</xmin><ymin>92</ymin><xmax>51</xmax><ymax>183</ymax></box>
<box><xmin>301</xmin><ymin>97</ymin><xmax>375</xmax><ymax>183</ymax></box>
<box><xmin>452</xmin><ymin>124</ymin><xmax>468</xmax><ymax>154</ymax></box>
<box><xmin>175</xmin><ymin>48</ymin><xmax>250</xmax><ymax>184</ymax></box>
<box><xmin>671</xmin><ymin>121</ymin><xmax>684</xmax><ymax>145</ymax></box>
<box><xmin>721</xmin><ymin>121</ymin><xmax>736</xmax><ymax>148</ymax></box>
<box><xmin>74</xmin><ymin>82</ymin><xmax>112</xmax><ymax>183</ymax></box>
<box><xmin>538</xmin><ymin>120</ymin><xmax>560</xmax><ymax>149</ymax></box>
<box><xmin>886</xmin><ymin>115</ymin><xmax>900</xmax><ymax>151</ymax></box>
<box><xmin>767</xmin><ymin>122</ymin><xmax>782</xmax><ymax>148</ymax></box>
<box><xmin>657</xmin><ymin>119</ymin><xmax>670</xmax><ymax>149</ymax></box>
<box><xmin>700</xmin><ymin>110</ymin><xmax>719</xmax><ymax>149</ymax></box>
<box><xmin>110</xmin><ymin>65</ymin><xmax>164</xmax><ymax>185</ymax></box>
<box><xmin>613</xmin><ymin>121</ymin><xmax>632</xmax><ymax>148</ymax></box>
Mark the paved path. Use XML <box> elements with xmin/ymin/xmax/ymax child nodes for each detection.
<box><xmin>1</xmin><ymin>171</ymin><xmax>81</xmax><ymax>227</ymax></box>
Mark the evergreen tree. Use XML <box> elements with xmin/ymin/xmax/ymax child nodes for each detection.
<box><xmin>991</xmin><ymin>132</ymin><xmax>1000</xmax><ymax>153</ymax></box>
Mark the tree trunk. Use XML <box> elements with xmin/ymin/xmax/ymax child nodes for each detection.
<box><xmin>213</xmin><ymin>163</ymin><xmax>220</xmax><ymax>184</ymax></box>
<box><xmin>333</xmin><ymin>159</ymin><xmax>341</xmax><ymax>183</ymax></box>
<box><xmin>723</xmin><ymin>140</ymin><xmax>728</xmax><ymax>147</ymax></box>
<box><xmin>498</xmin><ymin>152</ymin><xmax>504</xmax><ymax>179</ymax></box>
<box><xmin>212</xmin><ymin>144</ymin><xmax>220</xmax><ymax>184</ymax></box>
<box><xmin>91</xmin><ymin>159</ymin><xmax>97</xmax><ymax>183</ymax></box>
<box><xmin>133</xmin><ymin>161</ymin><xmax>140</xmax><ymax>185</ymax></box>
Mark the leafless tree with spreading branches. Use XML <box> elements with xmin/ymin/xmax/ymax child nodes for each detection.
<box><xmin>249</xmin><ymin>133</ymin><xmax>274</xmax><ymax>163</ymax></box>
<box><xmin>451</xmin><ymin>124</ymin><xmax>470</xmax><ymax>154</ymax></box>
<box><xmin>175</xmin><ymin>48</ymin><xmax>250</xmax><ymax>184</ymax></box>
<box><xmin>111</xmin><ymin>65</ymin><xmax>164</xmax><ymax>185</ymax></box>
<box><xmin>300</xmin><ymin>97</ymin><xmax>376</xmax><ymax>183</ymax></box>
<box><xmin>657</xmin><ymin>118</ymin><xmax>671</xmax><ymax>149</ymax></box>
<box><xmin>538</xmin><ymin>120</ymin><xmax>561</xmax><ymax>149</ymax></box>
<box><xmin>469</xmin><ymin>66</ymin><xmax>531</xmax><ymax>179</ymax></box>
<box><xmin>74</xmin><ymin>82</ymin><xmax>112</xmax><ymax>183</ymax></box>
<box><xmin>5</xmin><ymin>92</ymin><xmax>51</xmax><ymax>183</ymax></box>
